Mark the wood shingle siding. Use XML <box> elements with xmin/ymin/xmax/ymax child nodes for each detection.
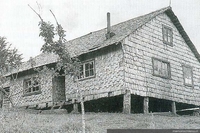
<box><xmin>3</xmin><ymin>6</ymin><xmax>200</xmax><ymax>111</ymax></box>
<box><xmin>65</xmin><ymin>44</ymin><xmax>125</xmax><ymax>103</ymax></box>
<box><xmin>10</xmin><ymin>72</ymin><xmax>54</xmax><ymax>107</ymax></box>
<box><xmin>123</xmin><ymin>12</ymin><xmax>200</xmax><ymax>105</ymax></box>
<box><xmin>52</xmin><ymin>76</ymin><xmax>65</xmax><ymax>103</ymax></box>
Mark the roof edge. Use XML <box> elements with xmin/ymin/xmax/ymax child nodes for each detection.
<box><xmin>165</xmin><ymin>9</ymin><xmax>200</xmax><ymax>62</ymax></box>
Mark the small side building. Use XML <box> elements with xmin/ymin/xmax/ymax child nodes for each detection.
<box><xmin>3</xmin><ymin>53</ymin><xmax>66</xmax><ymax>109</ymax></box>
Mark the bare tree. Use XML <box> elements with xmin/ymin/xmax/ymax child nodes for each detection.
<box><xmin>28</xmin><ymin>4</ymin><xmax>86</xmax><ymax>133</ymax></box>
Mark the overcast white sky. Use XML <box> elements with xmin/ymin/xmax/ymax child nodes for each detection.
<box><xmin>1</xmin><ymin>0</ymin><xmax>200</xmax><ymax>61</ymax></box>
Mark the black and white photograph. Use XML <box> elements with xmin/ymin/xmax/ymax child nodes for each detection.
<box><xmin>0</xmin><ymin>0</ymin><xmax>200</xmax><ymax>132</ymax></box>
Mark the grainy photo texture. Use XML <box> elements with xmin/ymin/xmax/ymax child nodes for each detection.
<box><xmin>0</xmin><ymin>0</ymin><xmax>200</xmax><ymax>133</ymax></box>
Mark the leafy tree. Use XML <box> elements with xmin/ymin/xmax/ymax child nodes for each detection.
<box><xmin>0</xmin><ymin>37</ymin><xmax>22</xmax><ymax>73</ymax></box>
<box><xmin>0</xmin><ymin>37</ymin><xmax>22</xmax><ymax>107</ymax></box>
<box><xmin>29</xmin><ymin>5</ymin><xmax>86</xmax><ymax>133</ymax></box>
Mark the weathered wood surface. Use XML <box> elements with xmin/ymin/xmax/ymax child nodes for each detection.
<box><xmin>143</xmin><ymin>97</ymin><xmax>149</xmax><ymax>114</ymax></box>
<box><xmin>8</xmin><ymin>11</ymin><xmax>200</xmax><ymax>109</ymax></box>
<box><xmin>52</xmin><ymin>76</ymin><xmax>65</xmax><ymax>103</ymax></box>
<box><xmin>9</xmin><ymin>72</ymin><xmax>53</xmax><ymax>107</ymax></box>
<box><xmin>171</xmin><ymin>101</ymin><xmax>176</xmax><ymax>114</ymax></box>
<box><xmin>123</xmin><ymin>13</ymin><xmax>200</xmax><ymax>105</ymax></box>
<box><xmin>123</xmin><ymin>90</ymin><xmax>131</xmax><ymax>114</ymax></box>
<box><xmin>65</xmin><ymin>45</ymin><xmax>125</xmax><ymax>103</ymax></box>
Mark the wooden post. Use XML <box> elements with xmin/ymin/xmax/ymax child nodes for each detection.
<box><xmin>73</xmin><ymin>103</ymin><xmax>78</xmax><ymax>113</ymax></box>
<box><xmin>0</xmin><ymin>91</ymin><xmax>3</xmax><ymax>108</ymax></box>
<box><xmin>72</xmin><ymin>99</ymin><xmax>79</xmax><ymax>113</ymax></box>
<box><xmin>172</xmin><ymin>101</ymin><xmax>176</xmax><ymax>114</ymax></box>
<box><xmin>143</xmin><ymin>97</ymin><xmax>149</xmax><ymax>114</ymax></box>
<box><xmin>123</xmin><ymin>90</ymin><xmax>131</xmax><ymax>114</ymax></box>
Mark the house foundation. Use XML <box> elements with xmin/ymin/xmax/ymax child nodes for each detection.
<box><xmin>72</xmin><ymin>103</ymin><xmax>79</xmax><ymax>113</ymax></box>
<box><xmin>72</xmin><ymin>99</ymin><xmax>79</xmax><ymax>113</ymax></box>
<box><xmin>149</xmin><ymin>97</ymin><xmax>172</xmax><ymax>112</ymax></box>
<box><xmin>123</xmin><ymin>90</ymin><xmax>131</xmax><ymax>114</ymax></box>
<box><xmin>172</xmin><ymin>101</ymin><xmax>176</xmax><ymax>114</ymax></box>
<box><xmin>143</xmin><ymin>97</ymin><xmax>149</xmax><ymax>114</ymax></box>
<box><xmin>84</xmin><ymin>95</ymin><xmax>123</xmax><ymax>112</ymax></box>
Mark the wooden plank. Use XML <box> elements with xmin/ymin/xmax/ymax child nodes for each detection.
<box><xmin>143</xmin><ymin>97</ymin><xmax>149</xmax><ymax>114</ymax></box>
<box><xmin>123</xmin><ymin>90</ymin><xmax>131</xmax><ymax>114</ymax></box>
<box><xmin>177</xmin><ymin>107</ymin><xmax>199</xmax><ymax>112</ymax></box>
<box><xmin>171</xmin><ymin>101</ymin><xmax>176</xmax><ymax>114</ymax></box>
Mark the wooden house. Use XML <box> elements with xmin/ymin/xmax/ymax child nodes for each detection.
<box><xmin>3</xmin><ymin>53</ymin><xmax>66</xmax><ymax>108</ymax></box>
<box><xmin>3</xmin><ymin>6</ymin><xmax>200</xmax><ymax>114</ymax></box>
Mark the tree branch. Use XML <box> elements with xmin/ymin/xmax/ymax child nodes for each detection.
<box><xmin>50</xmin><ymin>9</ymin><xmax>59</xmax><ymax>26</ymax></box>
<box><xmin>28</xmin><ymin>4</ymin><xmax>43</xmax><ymax>22</ymax></box>
<box><xmin>36</xmin><ymin>1</ymin><xmax>42</xmax><ymax>14</ymax></box>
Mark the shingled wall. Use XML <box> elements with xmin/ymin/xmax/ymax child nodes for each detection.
<box><xmin>10</xmin><ymin>72</ymin><xmax>53</xmax><ymax>108</ymax></box>
<box><xmin>123</xmin><ymin>12</ymin><xmax>200</xmax><ymax>106</ymax></box>
<box><xmin>65</xmin><ymin>44</ymin><xmax>125</xmax><ymax>103</ymax></box>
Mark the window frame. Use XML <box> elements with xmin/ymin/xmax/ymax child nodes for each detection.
<box><xmin>23</xmin><ymin>76</ymin><xmax>41</xmax><ymax>96</ymax></box>
<box><xmin>182</xmin><ymin>65</ymin><xmax>193</xmax><ymax>87</ymax></box>
<box><xmin>152</xmin><ymin>57</ymin><xmax>171</xmax><ymax>79</ymax></box>
<box><xmin>78</xmin><ymin>59</ymin><xmax>95</xmax><ymax>80</ymax></box>
<box><xmin>162</xmin><ymin>24</ymin><xmax>173</xmax><ymax>46</ymax></box>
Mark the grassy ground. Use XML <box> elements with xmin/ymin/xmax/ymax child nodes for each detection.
<box><xmin>0</xmin><ymin>108</ymin><xmax>200</xmax><ymax>133</ymax></box>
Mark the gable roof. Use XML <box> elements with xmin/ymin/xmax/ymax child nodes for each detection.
<box><xmin>5</xmin><ymin>53</ymin><xmax>58</xmax><ymax>76</ymax></box>
<box><xmin>66</xmin><ymin>6</ymin><xmax>172</xmax><ymax>57</ymax></box>
<box><xmin>65</xmin><ymin>6</ymin><xmax>200</xmax><ymax>62</ymax></box>
<box><xmin>164</xmin><ymin>9</ymin><xmax>200</xmax><ymax>62</ymax></box>
<box><xmin>7</xmin><ymin>6</ymin><xmax>200</xmax><ymax>75</ymax></box>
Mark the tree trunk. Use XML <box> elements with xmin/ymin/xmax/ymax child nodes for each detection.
<box><xmin>75</xmin><ymin>78</ymin><xmax>85</xmax><ymax>133</ymax></box>
<box><xmin>80</xmin><ymin>92</ymin><xmax>85</xmax><ymax>133</ymax></box>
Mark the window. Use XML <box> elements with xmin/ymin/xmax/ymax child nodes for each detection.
<box><xmin>78</xmin><ymin>60</ymin><xmax>95</xmax><ymax>79</ymax></box>
<box><xmin>162</xmin><ymin>25</ymin><xmax>173</xmax><ymax>46</ymax></box>
<box><xmin>23</xmin><ymin>76</ymin><xmax>41</xmax><ymax>95</ymax></box>
<box><xmin>152</xmin><ymin>58</ymin><xmax>171</xmax><ymax>78</ymax></box>
<box><xmin>183</xmin><ymin>65</ymin><xmax>193</xmax><ymax>86</ymax></box>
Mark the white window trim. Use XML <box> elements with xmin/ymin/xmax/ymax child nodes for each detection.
<box><xmin>162</xmin><ymin>24</ymin><xmax>173</xmax><ymax>46</ymax></box>
<box><xmin>78</xmin><ymin>59</ymin><xmax>95</xmax><ymax>80</ymax></box>
<box><xmin>23</xmin><ymin>76</ymin><xmax>41</xmax><ymax>96</ymax></box>
<box><xmin>182</xmin><ymin>65</ymin><xmax>193</xmax><ymax>87</ymax></box>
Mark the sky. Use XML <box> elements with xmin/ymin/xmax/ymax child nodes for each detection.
<box><xmin>1</xmin><ymin>0</ymin><xmax>200</xmax><ymax>61</ymax></box>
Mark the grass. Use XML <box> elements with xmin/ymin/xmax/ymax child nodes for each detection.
<box><xmin>0</xmin><ymin>108</ymin><xmax>200</xmax><ymax>133</ymax></box>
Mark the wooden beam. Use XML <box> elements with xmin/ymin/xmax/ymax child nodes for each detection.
<box><xmin>143</xmin><ymin>97</ymin><xmax>149</xmax><ymax>114</ymax></box>
<box><xmin>172</xmin><ymin>101</ymin><xmax>176</xmax><ymax>114</ymax></box>
<box><xmin>123</xmin><ymin>90</ymin><xmax>131</xmax><ymax>114</ymax></box>
<box><xmin>72</xmin><ymin>99</ymin><xmax>79</xmax><ymax>113</ymax></box>
<box><xmin>59</xmin><ymin>101</ymin><xmax>65</xmax><ymax>109</ymax></box>
<box><xmin>73</xmin><ymin>103</ymin><xmax>79</xmax><ymax>113</ymax></box>
<box><xmin>177</xmin><ymin>107</ymin><xmax>199</xmax><ymax>112</ymax></box>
